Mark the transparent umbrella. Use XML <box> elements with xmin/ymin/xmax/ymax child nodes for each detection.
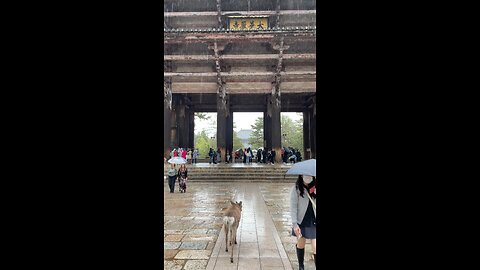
<box><xmin>167</xmin><ymin>156</ymin><xmax>187</xmax><ymax>165</ymax></box>
<box><xmin>285</xmin><ymin>159</ymin><xmax>316</xmax><ymax>177</ymax></box>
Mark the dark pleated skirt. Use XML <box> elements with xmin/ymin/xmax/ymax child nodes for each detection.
<box><xmin>292</xmin><ymin>225</ymin><xmax>316</xmax><ymax>239</ymax></box>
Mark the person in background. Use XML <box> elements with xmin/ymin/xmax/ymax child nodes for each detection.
<box><xmin>208</xmin><ymin>148</ymin><xmax>214</xmax><ymax>164</ymax></box>
<box><xmin>177</xmin><ymin>164</ymin><xmax>188</xmax><ymax>193</ymax></box>
<box><xmin>173</xmin><ymin>148</ymin><xmax>178</xmax><ymax>157</ymax></box>
<box><xmin>290</xmin><ymin>175</ymin><xmax>317</xmax><ymax>269</ymax></box>
<box><xmin>192</xmin><ymin>149</ymin><xmax>198</xmax><ymax>164</ymax></box>
<box><xmin>167</xmin><ymin>163</ymin><xmax>178</xmax><ymax>193</ymax></box>
<box><xmin>212</xmin><ymin>149</ymin><xmax>217</xmax><ymax>164</ymax></box>
<box><xmin>181</xmin><ymin>148</ymin><xmax>187</xmax><ymax>160</ymax></box>
<box><xmin>238</xmin><ymin>148</ymin><xmax>244</xmax><ymax>163</ymax></box>
<box><xmin>187</xmin><ymin>149</ymin><xmax>192</xmax><ymax>163</ymax></box>
<box><xmin>216</xmin><ymin>148</ymin><xmax>221</xmax><ymax>164</ymax></box>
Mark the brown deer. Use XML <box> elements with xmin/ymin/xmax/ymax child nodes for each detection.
<box><xmin>223</xmin><ymin>200</ymin><xmax>242</xmax><ymax>263</ymax></box>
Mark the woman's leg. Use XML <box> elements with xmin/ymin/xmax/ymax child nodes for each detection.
<box><xmin>168</xmin><ymin>176</ymin><xmax>173</xmax><ymax>192</ymax></box>
<box><xmin>296</xmin><ymin>237</ymin><xmax>306</xmax><ymax>270</ymax></box>
<box><xmin>311</xmin><ymin>238</ymin><xmax>317</xmax><ymax>266</ymax></box>
<box><xmin>311</xmin><ymin>238</ymin><xmax>316</xmax><ymax>255</ymax></box>
<box><xmin>296</xmin><ymin>236</ymin><xmax>306</xmax><ymax>248</ymax></box>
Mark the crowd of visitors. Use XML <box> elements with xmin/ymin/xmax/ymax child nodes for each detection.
<box><xmin>234</xmin><ymin>147</ymin><xmax>276</xmax><ymax>164</ymax></box>
<box><xmin>166</xmin><ymin>146</ymin><xmax>301</xmax><ymax>165</ymax></box>
<box><xmin>169</xmin><ymin>148</ymin><xmax>199</xmax><ymax>164</ymax></box>
<box><xmin>282</xmin><ymin>147</ymin><xmax>303</xmax><ymax>164</ymax></box>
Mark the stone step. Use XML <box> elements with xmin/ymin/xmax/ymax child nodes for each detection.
<box><xmin>164</xmin><ymin>168</ymin><xmax>292</xmax><ymax>172</ymax></box>
<box><xmin>163</xmin><ymin>164</ymin><xmax>300</xmax><ymax>182</ymax></box>
<box><xmin>187</xmin><ymin>175</ymin><xmax>295</xmax><ymax>179</ymax></box>
<box><xmin>165</xmin><ymin>171</ymin><xmax>294</xmax><ymax>174</ymax></box>
<box><xmin>164</xmin><ymin>178</ymin><xmax>296</xmax><ymax>182</ymax></box>
<box><xmin>164</xmin><ymin>174</ymin><xmax>297</xmax><ymax>179</ymax></box>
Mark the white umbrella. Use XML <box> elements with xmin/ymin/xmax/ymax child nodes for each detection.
<box><xmin>285</xmin><ymin>159</ymin><xmax>316</xmax><ymax>177</ymax></box>
<box><xmin>167</xmin><ymin>157</ymin><xmax>187</xmax><ymax>165</ymax></box>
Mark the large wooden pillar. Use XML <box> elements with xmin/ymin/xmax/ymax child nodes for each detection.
<box><xmin>270</xmin><ymin>35</ymin><xmax>286</xmax><ymax>164</ymax></box>
<box><xmin>176</xmin><ymin>97</ymin><xmax>187</xmax><ymax>148</ymax></box>
<box><xmin>270</xmin><ymin>96</ymin><xmax>282</xmax><ymax>164</ymax></box>
<box><xmin>210</xmin><ymin>40</ymin><xmax>228</xmax><ymax>163</ymax></box>
<box><xmin>164</xmin><ymin>59</ymin><xmax>173</xmax><ymax>159</ymax></box>
<box><xmin>311</xmin><ymin>97</ymin><xmax>316</xmax><ymax>158</ymax></box>
<box><xmin>226</xmin><ymin>110</ymin><xmax>233</xmax><ymax>160</ymax></box>
<box><xmin>264</xmin><ymin>111</ymin><xmax>272</xmax><ymax>150</ymax></box>
<box><xmin>187</xmin><ymin>109</ymin><xmax>195</xmax><ymax>150</ymax></box>
<box><xmin>184</xmin><ymin>105</ymin><xmax>191</xmax><ymax>149</ymax></box>
<box><xmin>303</xmin><ymin>110</ymin><xmax>311</xmax><ymax>160</ymax></box>
<box><xmin>164</xmin><ymin>103</ymin><xmax>172</xmax><ymax>159</ymax></box>
<box><xmin>170</xmin><ymin>99</ymin><xmax>178</xmax><ymax>148</ymax></box>
<box><xmin>217</xmin><ymin>96</ymin><xmax>227</xmax><ymax>163</ymax></box>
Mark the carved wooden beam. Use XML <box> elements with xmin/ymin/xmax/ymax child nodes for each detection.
<box><xmin>170</xmin><ymin>82</ymin><xmax>316</xmax><ymax>94</ymax></box>
<box><xmin>164</xmin><ymin>71</ymin><xmax>316</xmax><ymax>77</ymax></box>
<box><xmin>164</xmin><ymin>53</ymin><xmax>316</xmax><ymax>61</ymax></box>
<box><xmin>164</xmin><ymin>32</ymin><xmax>315</xmax><ymax>44</ymax></box>
<box><xmin>163</xmin><ymin>10</ymin><xmax>316</xmax><ymax>17</ymax></box>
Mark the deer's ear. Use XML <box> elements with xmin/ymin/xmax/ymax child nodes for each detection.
<box><xmin>230</xmin><ymin>200</ymin><xmax>235</xmax><ymax>205</ymax></box>
<box><xmin>238</xmin><ymin>201</ymin><xmax>242</xmax><ymax>206</ymax></box>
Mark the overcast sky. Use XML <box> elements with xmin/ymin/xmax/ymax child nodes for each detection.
<box><xmin>194</xmin><ymin>112</ymin><xmax>302</xmax><ymax>136</ymax></box>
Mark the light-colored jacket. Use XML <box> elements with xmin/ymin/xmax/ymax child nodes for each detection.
<box><xmin>290</xmin><ymin>185</ymin><xmax>316</xmax><ymax>229</ymax></box>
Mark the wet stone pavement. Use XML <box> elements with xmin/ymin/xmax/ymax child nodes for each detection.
<box><xmin>164</xmin><ymin>181</ymin><xmax>316</xmax><ymax>270</ymax></box>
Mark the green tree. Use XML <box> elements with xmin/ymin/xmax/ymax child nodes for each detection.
<box><xmin>281</xmin><ymin>115</ymin><xmax>303</xmax><ymax>154</ymax></box>
<box><xmin>248</xmin><ymin>117</ymin><xmax>264</xmax><ymax>149</ymax></box>
<box><xmin>194</xmin><ymin>112</ymin><xmax>211</xmax><ymax>121</ymax></box>
<box><xmin>194</xmin><ymin>130</ymin><xmax>216</xmax><ymax>158</ymax></box>
<box><xmin>289</xmin><ymin>118</ymin><xmax>304</xmax><ymax>154</ymax></box>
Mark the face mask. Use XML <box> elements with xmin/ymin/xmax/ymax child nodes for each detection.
<box><xmin>303</xmin><ymin>176</ymin><xmax>313</xmax><ymax>184</ymax></box>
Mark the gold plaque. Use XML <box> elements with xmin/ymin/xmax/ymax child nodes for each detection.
<box><xmin>228</xmin><ymin>16</ymin><xmax>269</xmax><ymax>30</ymax></box>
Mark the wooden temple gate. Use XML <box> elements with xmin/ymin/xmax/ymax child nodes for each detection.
<box><xmin>164</xmin><ymin>0</ymin><xmax>316</xmax><ymax>163</ymax></box>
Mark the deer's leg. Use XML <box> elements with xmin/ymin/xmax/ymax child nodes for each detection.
<box><xmin>234</xmin><ymin>225</ymin><xmax>238</xmax><ymax>244</ymax></box>
<box><xmin>225</xmin><ymin>225</ymin><xmax>229</xmax><ymax>252</ymax></box>
<box><xmin>230</xmin><ymin>232</ymin><xmax>234</xmax><ymax>263</ymax></box>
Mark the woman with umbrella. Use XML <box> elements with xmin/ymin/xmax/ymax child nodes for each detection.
<box><xmin>167</xmin><ymin>156</ymin><xmax>187</xmax><ymax>193</ymax></box>
<box><xmin>287</xmin><ymin>159</ymin><xmax>317</xmax><ymax>269</ymax></box>
<box><xmin>167</xmin><ymin>163</ymin><xmax>177</xmax><ymax>193</ymax></box>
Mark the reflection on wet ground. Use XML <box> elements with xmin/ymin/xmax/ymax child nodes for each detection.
<box><xmin>164</xmin><ymin>182</ymin><xmax>316</xmax><ymax>270</ymax></box>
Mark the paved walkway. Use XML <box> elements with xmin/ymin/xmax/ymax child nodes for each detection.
<box><xmin>164</xmin><ymin>182</ymin><xmax>316</xmax><ymax>270</ymax></box>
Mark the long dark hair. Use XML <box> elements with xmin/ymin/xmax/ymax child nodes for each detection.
<box><xmin>295</xmin><ymin>175</ymin><xmax>316</xmax><ymax>198</ymax></box>
<box><xmin>179</xmin><ymin>164</ymin><xmax>187</xmax><ymax>171</ymax></box>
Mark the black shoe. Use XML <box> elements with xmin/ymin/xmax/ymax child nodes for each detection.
<box><xmin>296</xmin><ymin>245</ymin><xmax>304</xmax><ymax>270</ymax></box>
